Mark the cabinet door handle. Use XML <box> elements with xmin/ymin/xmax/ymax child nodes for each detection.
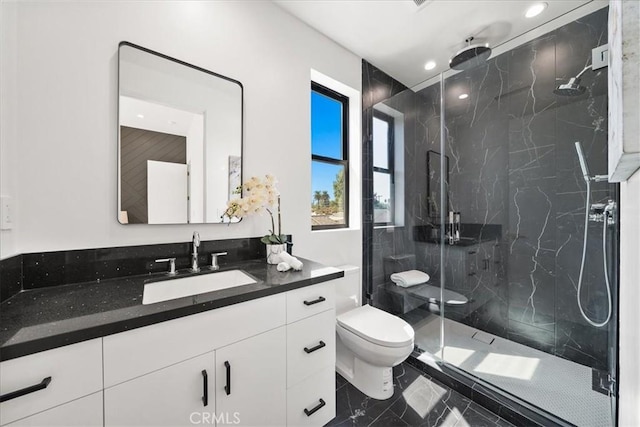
<box><xmin>304</xmin><ymin>398</ymin><xmax>326</xmax><ymax>417</ymax></box>
<box><xmin>304</xmin><ymin>341</ymin><xmax>326</xmax><ymax>354</ymax></box>
<box><xmin>224</xmin><ymin>361</ymin><xmax>231</xmax><ymax>396</ymax></box>
<box><xmin>0</xmin><ymin>376</ymin><xmax>52</xmax><ymax>403</ymax></box>
<box><xmin>303</xmin><ymin>296</ymin><xmax>326</xmax><ymax>306</ymax></box>
<box><xmin>201</xmin><ymin>370</ymin><xmax>208</xmax><ymax>407</ymax></box>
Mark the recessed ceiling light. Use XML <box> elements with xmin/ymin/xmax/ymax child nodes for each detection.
<box><xmin>458</xmin><ymin>93</ymin><xmax>469</xmax><ymax>100</ymax></box>
<box><xmin>424</xmin><ymin>60</ymin><xmax>436</xmax><ymax>71</ymax></box>
<box><xmin>525</xmin><ymin>2</ymin><xmax>547</xmax><ymax>18</ymax></box>
<box><xmin>136</xmin><ymin>114</ymin><xmax>144</xmax><ymax>119</ymax></box>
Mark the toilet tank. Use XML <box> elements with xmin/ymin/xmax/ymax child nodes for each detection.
<box><xmin>334</xmin><ymin>265</ymin><xmax>361</xmax><ymax>316</ymax></box>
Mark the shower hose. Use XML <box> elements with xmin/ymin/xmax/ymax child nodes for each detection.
<box><xmin>576</xmin><ymin>179</ymin><xmax>612</xmax><ymax>328</ymax></box>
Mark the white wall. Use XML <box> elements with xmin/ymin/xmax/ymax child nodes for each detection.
<box><xmin>0</xmin><ymin>2</ymin><xmax>18</xmax><ymax>256</ymax></box>
<box><xmin>0</xmin><ymin>0</ymin><xmax>362</xmax><ymax>271</ymax></box>
<box><xmin>618</xmin><ymin>170</ymin><xmax>640</xmax><ymax>427</ymax></box>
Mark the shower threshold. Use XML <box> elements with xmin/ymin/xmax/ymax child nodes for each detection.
<box><xmin>411</xmin><ymin>316</ymin><xmax>613</xmax><ymax>427</ymax></box>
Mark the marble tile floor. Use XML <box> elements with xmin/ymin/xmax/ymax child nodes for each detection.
<box><xmin>326</xmin><ymin>363</ymin><xmax>514</xmax><ymax>427</ymax></box>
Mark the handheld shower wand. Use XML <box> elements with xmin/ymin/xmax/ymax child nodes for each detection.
<box><xmin>574</xmin><ymin>142</ymin><xmax>608</xmax><ymax>183</ymax></box>
<box><xmin>574</xmin><ymin>142</ymin><xmax>591</xmax><ymax>183</ymax></box>
<box><xmin>574</xmin><ymin>142</ymin><xmax>612</xmax><ymax>328</ymax></box>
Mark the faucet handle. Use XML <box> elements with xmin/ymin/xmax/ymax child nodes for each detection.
<box><xmin>210</xmin><ymin>252</ymin><xmax>228</xmax><ymax>270</ymax></box>
<box><xmin>155</xmin><ymin>258</ymin><xmax>177</xmax><ymax>276</ymax></box>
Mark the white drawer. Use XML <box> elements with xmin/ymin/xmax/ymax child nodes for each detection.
<box><xmin>287</xmin><ymin>309</ymin><xmax>335</xmax><ymax>388</ymax></box>
<box><xmin>286</xmin><ymin>365</ymin><xmax>335</xmax><ymax>427</ymax></box>
<box><xmin>6</xmin><ymin>392</ymin><xmax>103</xmax><ymax>427</ymax></box>
<box><xmin>0</xmin><ymin>339</ymin><xmax>103</xmax><ymax>426</ymax></box>
<box><xmin>103</xmin><ymin>293</ymin><xmax>286</xmax><ymax>388</ymax></box>
<box><xmin>286</xmin><ymin>281</ymin><xmax>335</xmax><ymax>324</ymax></box>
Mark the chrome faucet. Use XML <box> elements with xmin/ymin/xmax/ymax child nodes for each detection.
<box><xmin>191</xmin><ymin>231</ymin><xmax>201</xmax><ymax>273</ymax></box>
<box><xmin>447</xmin><ymin>211</ymin><xmax>461</xmax><ymax>245</ymax></box>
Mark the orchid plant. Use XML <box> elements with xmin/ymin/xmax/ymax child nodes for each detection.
<box><xmin>223</xmin><ymin>174</ymin><xmax>287</xmax><ymax>245</ymax></box>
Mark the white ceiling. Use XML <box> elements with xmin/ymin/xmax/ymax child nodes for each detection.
<box><xmin>273</xmin><ymin>0</ymin><xmax>607</xmax><ymax>88</ymax></box>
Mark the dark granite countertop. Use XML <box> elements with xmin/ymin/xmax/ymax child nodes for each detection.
<box><xmin>0</xmin><ymin>257</ymin><xmax>343</xmax><ymax>361</ymax></box>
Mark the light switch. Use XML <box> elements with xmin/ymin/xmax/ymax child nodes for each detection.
<box><xmin>1</xmin><ymin>196</ymin><xmax>13</xmax><ymax>230</ymax></box>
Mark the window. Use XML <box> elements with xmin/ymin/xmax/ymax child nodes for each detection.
<box><xmin>373</xmin><ymin>111</ymin><xmax>394</xmax><ymax>225</ymax></box>
<box><xmin>311</xmin><ymin>82</ymin><xmax>349</xmax><ymax>229</ymax></box>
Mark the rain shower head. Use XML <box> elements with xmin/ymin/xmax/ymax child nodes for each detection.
<box><xmin>449</xmin><ymin>37</ymin><xmax>491</xmax><ymax>71</ymax></box>
<box><xmin>574</xmin><ymin>141</ymin><xmax>591</xmax><ymax>183</ymax></box>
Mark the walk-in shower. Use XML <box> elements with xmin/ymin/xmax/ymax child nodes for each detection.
<box><xmin>364</xmin><ymin>6</ymin><xmax>617</xmax><ymax>427</ymax></box>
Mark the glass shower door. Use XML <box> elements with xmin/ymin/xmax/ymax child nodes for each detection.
<box><xmin>437</xmin><ymin>7</ymin><xmax>616</xmax><ymax>427</ymax></box>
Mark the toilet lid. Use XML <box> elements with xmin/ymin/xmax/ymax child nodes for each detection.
<box><xmin>337</xmin><ymin>305</ymin><xmax>414</xmax><ymax>348</ymax></box>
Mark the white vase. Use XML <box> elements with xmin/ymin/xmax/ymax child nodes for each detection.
<box><xmin>266</xmin><ymin>244</ymin><xmax>286</xmax><ymax>264</ymax></box>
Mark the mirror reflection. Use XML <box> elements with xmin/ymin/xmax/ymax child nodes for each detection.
<box><xmin>118</xmin><ymin>42</ymin><xmax>242</xmax><ymax>224</ymax></box>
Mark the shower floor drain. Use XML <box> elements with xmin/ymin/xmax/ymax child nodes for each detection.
<box><xmin>471</xmin><ymin>331</ymin><xmax>495</xmax><ymax>345</ymax></box>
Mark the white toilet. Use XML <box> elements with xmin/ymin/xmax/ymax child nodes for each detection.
<box><xmin>335</xmin><ymin>266</ymin><xmax>415</xmax><ymax>400</ymax></box>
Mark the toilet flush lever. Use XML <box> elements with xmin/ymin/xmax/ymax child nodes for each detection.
<box><xmin>155</xmin><ymin>258</ymin><xmax>177</xmax><ymax>276</ymax></box>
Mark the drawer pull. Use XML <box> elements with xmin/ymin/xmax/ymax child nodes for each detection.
<box><xmin>224</xmin><ymin>361</ymin><xmax>231</xmax><ymax>396</ymax></box>
<box><xmin>0</xmin><ymin>376</ymin><xmax>52</xmax><ymax>403</ymax></box>
<box><xmin>304</xmin><ymin>341</ymin><xmax>326</xmax><ymax>354</ymax></box>
<box><xmin>201</xmin><ymin>370</ymin><xmax>208</xmax><ymax>407</ymax></box>
<box><xmin>304</xmin><ymin>398</ymin><xmax>326</xmax><ymax>417</ymax></box>
<box><xmin>303</xmin><ymin>296</ymin><xmax>326</xmax><ymax>306</ymax></box>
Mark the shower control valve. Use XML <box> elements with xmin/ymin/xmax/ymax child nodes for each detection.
<box><xmin>589</xmin><ymin>200</ymin><xmax>616</xmax><ymax>225</ymax></box>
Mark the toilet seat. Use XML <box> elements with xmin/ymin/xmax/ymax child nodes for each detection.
<box><xmin>336</xmin><ymin>305</ymin><xmax>414</xmax><ymax>348</ymax></box>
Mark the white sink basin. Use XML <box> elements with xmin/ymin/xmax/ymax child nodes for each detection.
<box><xmin>142</xmin><ymin>270</ymin><xmax>257</xmax><ymax>305</ymax></box>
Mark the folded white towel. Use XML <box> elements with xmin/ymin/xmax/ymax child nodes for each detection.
<box><xmin>390</xmin><ymin>270</ymin><xmax>430</xmax><ymax>287</ymax></box>
<box><xmin>277</xmin><ymin>262</ymin><xmax>292</xmax><ymax>272</ymax></box>
<box><xmin>277</xmin><ymin>252</ymin><xmax>303</xmax><ymax>271</ymax></box>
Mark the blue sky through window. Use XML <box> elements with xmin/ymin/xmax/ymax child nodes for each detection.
<box><xmin>311</xmin><ymin>91</ymin><xmax>342</xmax><ymax>158</ymax></box>
<box><xmin>311</xmin><ymin>90</ymin><xmax>343</xmax><ymax>201</ymax></box>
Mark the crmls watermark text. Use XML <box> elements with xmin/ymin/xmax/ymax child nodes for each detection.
<box><xmin>190</xmin><ymin>412</ymin><xmax>241</xmax><ymax>425</ymax></box>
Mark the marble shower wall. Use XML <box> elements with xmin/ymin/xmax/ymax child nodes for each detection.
<box><xmin>441</xmin><ymin>8</ymin><xmax>614</xmax><ymax>369</ymax></box>
<box><xmin>365</xmin><ymin>8</ymin><xmax>616</xmax><ymax>370</ymax></box>
<box><xmin>362</xmin><ymin>61</ymin><xmax>414</xmax><ymax>307</ymax></box>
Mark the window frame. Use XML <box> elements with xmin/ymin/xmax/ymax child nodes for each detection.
<box><xmin>311</xmin><ymin>81</ymin><xmax>350</xmax><ymax>230</ymax></box>
<box><xmin>373</xmin><ymin>110</ymin><xmax>395</xmax><ymax>227</ymax></box>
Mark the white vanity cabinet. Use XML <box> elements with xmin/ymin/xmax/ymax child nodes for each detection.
<box><xmin>103</xmin><ymin>293</ymin><xmax>288</xmax><ymax>427</ymax></box>
<box><xmin>1</xmin><ymin>279</ymin><xmax>339</xmax><ymax>427</ymax></box>
<box><xmin>285</xmin><ymin>281</ymin><xmax>337</xmax><ymax>426</ymax></box>
<box><xmin>105</xmin><ymin>352</ymin><xmax>214</xmax><ymax>427</ymax></box>
<box><xmin>215</xmin><ymin>327</ymin><xmax>286</xmax><ymax>426</ymax></box>
<box><xmin>104</xmin><ymin>327</ymin><xmax>287</xmax><ymax>427</ymax></box>
<box><xmin>0</xmin><ymin>339</ymin><xmax>103</xmax><ymax>426</ymax></box>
